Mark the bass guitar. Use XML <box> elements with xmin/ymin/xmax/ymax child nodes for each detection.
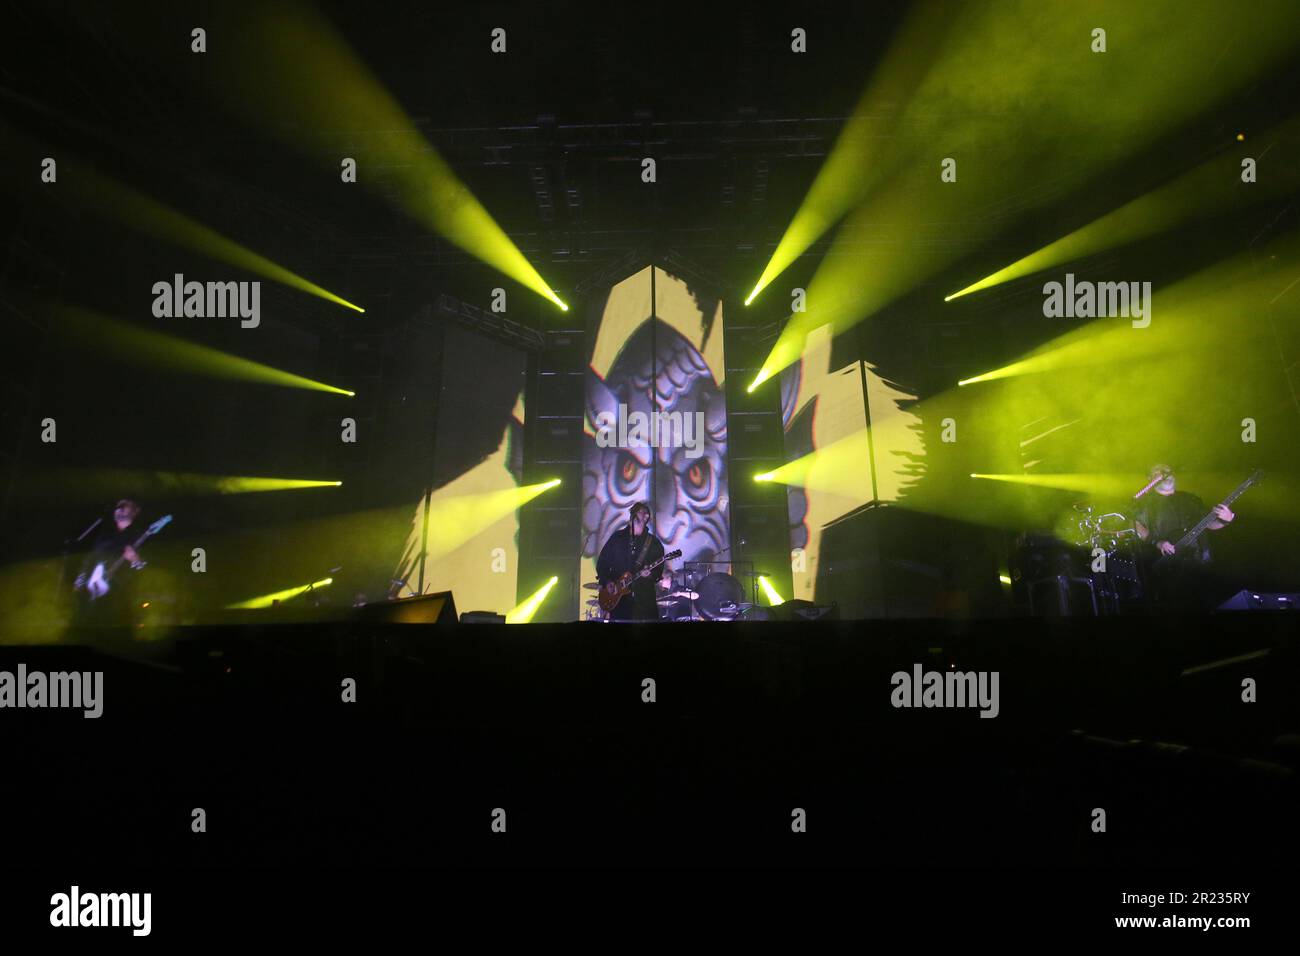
<box><xmin>1153</xmin><ymin>470</ymin><xmax>1261</xmax><ymax>569</ymax></box>
<box><xmin>598</xmin><ymin>549</ymin><xmax>682</xmax><ymax>612</ymax></box>
<box><xmin>76</xmin><ymin>514</ymin><xmax>173</xmax><ymax>600</ymax></box>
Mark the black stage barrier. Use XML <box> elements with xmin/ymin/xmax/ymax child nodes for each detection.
<box><xmin>1</xmin><ymin>614</ymin><xmax>1295</xmax><ymax>868</ymax></box>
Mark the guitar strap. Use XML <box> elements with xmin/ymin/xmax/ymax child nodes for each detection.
<box><xmin>631</xmin><ymin>528</ymin><xmax>654</xmax><ymax>572</ymax></box>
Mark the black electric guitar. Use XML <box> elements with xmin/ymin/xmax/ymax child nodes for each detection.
<box><xmin>1153</xmin><ymin>470</ymin><xmax>1261</xmax><ymax>569</ymax></box>
<box><xmin>598</xmin><ymin>549</ymin><xmax>683</xmax><ymax>612</ymax></box>
<box><xmin>76</xmin><ymin>514</ymin><xmax>173</xmax><ymax>600</ymax></box>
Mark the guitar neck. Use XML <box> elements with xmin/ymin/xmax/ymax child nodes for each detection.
<box><xmin>1175</xmin><ymin>476</ymin><xmax>1256</xmax><ymax>548</ymax></box>
<box><xmin>635</xmin><ymin>550</ymin><xmax>681</xmax><ymax>578</ymax></box>
<box><xmin>107</xmin><ymin>528</ymin><xmax>155</xmax><ymax>574</ymax></box>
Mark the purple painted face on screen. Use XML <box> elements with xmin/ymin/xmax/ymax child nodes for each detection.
<box><xmin>582</xmin><ymin>322</ymin><xmax>729</xmax><ymax>567</ymax></box>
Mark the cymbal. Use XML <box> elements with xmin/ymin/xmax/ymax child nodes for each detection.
<box><xmin>664</xmin><ymin>590</ymin><xmax>699</xmax><ymax>600</ymax></box>
<box><xmin>582</xmin><ymin>582</ymin><xmax>601</xmax><ymax>590</ymax></box>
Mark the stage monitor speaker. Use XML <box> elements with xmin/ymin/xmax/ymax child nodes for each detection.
<box><xmin>357</xmin><ymin>591</ymin><xmax>458</xmax><ymax>624</ymax></box>
<box><xmin>460</xmin><ymin>611</ymin><xmax>505</xmax><ymax>624</ymax></box>
<box><xmin>775</xmin><ymin>599</ymin><xmax>839</xmax><ymax>621</ymax></box>
<box><xmin>1217</xmin><ymin>590</ymin><xmax>1299</xmax><ymax>611</ymax></box>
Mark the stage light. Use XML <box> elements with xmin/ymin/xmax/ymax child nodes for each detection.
<box><xmin>758</xmin><ymin>576</ymin><xmax>784</xmax><ymax>606</ymax></box>
<box><xmin>51</xmin><ymin>303</ymin><xmax>355</xmax><ymax>395</ymax></box>
<box><xmin>775</xmin><ymin>236</ymin><xmax>1298</xmax><ymax>538</ymax></box>
<box><xmin>79</xmin><ymin>163</ymin><xmax>362</xmax><ymax>313</ymax></box>
<box><xmin>970</xmin><ymin>473</ymin><xmax>1153</xmax><ymax>497</ymax></box>
<box><xmin>0</xmin><ymin>115</ymin><xmax>364</xmax><ymax>313</ymax></box>
<box><xmin>887</xmin><ymin>231</ymin><xmax>1296</xmax><ymax>534</ymax></box>
<box><xmin>943</xmin><ymin>115</ymin><xmax>1300</xmax><ymax>303</ymax></box>
<box><xmin>227</xmin><ymin>577</ymin><xmax>333</xmax><ymax>609</ymax></box>
<box><xmin>742</xmin><ymin>1</ymin><xmax>959</xmax><ymax>305</ymax></box>
<box><xmin>953</xmin><ymin>235</ymin><xmax>1298</xmax><ymax>391</ymax></box>
<box><xmin>210</xmin><ymin>2</ymin><xmax>566</xmax><ymax>311</ymax></box>
<box><xmin>750</xmin><ymin>1</ymin><xmax>1300</xmax><ymax>385</ymax></box>
<box><xmin>216</xmin><ymin>477</ymin><xmax>342</xmax><ymax>493</ymax></box>
<box><xmin>418</xmin><ymin>478</ymin><xmax>563</xmax><ymax>565</ymax></box>
<box><xmin>392</xmin><ymin>417</ymin><xmax>530</xmax><ymax>616</ymax></box>
<box><xmin>998</xmin><ymin>574</ymin><xmax>1012</xmax><ymax>586</ymax></box>
<box><xmin>754</xmin><ymin>472</ymin><xmax>774</xmax><ymax>483</ymax></box>
<box><xmin>506</xmin><ymin>576</ymin><xmax>558</xmax><ymax>624</ymax></box>
<box><xmin>20</xmin><ymin>469</ymin><xmax>345</xmax><ymax>502</ymax></box>
<box><xmin>750</xmin><ymin>429</ymin><xmax>874</xmax><ymax>506</ymax></box>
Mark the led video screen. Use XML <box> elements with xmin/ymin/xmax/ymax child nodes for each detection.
<box><xmin>580</xmin><ymin>266</ymin><xmax>731</xmax><ymax>591</ymax></box>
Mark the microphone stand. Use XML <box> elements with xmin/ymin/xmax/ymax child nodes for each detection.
<box><xmin>1133</xmin><ymin>474</ymin><xmax>1165</xmax><ymax>500</ymax></box>
<box><xmin>701</xmin><ymin>541</ymin><xmax>759</xmax><ymax>609</ymax></box>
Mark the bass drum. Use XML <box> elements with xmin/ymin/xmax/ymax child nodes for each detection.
<box><xmin>696</xmin><ymin>572</ymin><xmax>745</xmax><ymax>620</ymax></box>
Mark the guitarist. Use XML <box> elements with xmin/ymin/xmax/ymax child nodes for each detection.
<box><xmin>596</xmin><ymin>501</ymin><xmax>671</xmax><ymax>621</ymax></box>
<box><xmin>74</xmin><ymin>498</ymin><xmax>147</xmax><ymax>623</ymax></box>
<box><xmin>1133</xmin><ymin>465</ymin><xmax>1235</xmax><ymax>608</ymax></box>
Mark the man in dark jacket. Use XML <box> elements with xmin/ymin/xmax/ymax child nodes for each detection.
<box><xmin>1134</xmin><ymin>464</ymin><xmax>1235</xmax><ymax>609</ymax></box>
<box><xmin>596</xmin><ymin>501</ymin><xmax>670</xmax><ymax>620</ymax></box>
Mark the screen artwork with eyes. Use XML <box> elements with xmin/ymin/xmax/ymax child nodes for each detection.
<box><xmin>581</xmin><ymin>266</ymin><xmax>730</xmax><ymax>587</ymax></box>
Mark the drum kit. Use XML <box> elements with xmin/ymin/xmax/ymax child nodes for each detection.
<box><xmin>1012</xmin><ymin>503</ymin><xmax>1146</xmax><ymax>616</ymax></box>
<box><xmin>1070</xmin><ymin>502</ymin><xmax>1145</xmax><ymax>608</ymax></box>
<box><xmin>583</xmin><ymin>562</ymin><xmax>760</xmax><ymax>622</ymax></box>
<box><xmin>1069</xmin><ymin>502</ymin><xmax>1138</xmax><ymax>553</ymax></box>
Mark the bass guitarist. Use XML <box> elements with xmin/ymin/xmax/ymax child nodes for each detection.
<box><xmin>1134</xmin><ymin>464</ymin><xmax>1236</xmax><ymax>609</ymax></box>
<box><xmin>596</xmin><ymin>501</ymin><xmax>672</xmax><ymax>621</ymax></box>
<box><xmin>73</xmin><ymin>498</ymin><xmax>148</xmax><ymax>623</ymax></box>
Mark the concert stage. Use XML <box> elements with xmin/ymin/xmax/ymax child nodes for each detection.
<box><xmin>4</xmin><ymin>0</ymin><xmax>1300</xmax><ymax>936</ymax></box>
